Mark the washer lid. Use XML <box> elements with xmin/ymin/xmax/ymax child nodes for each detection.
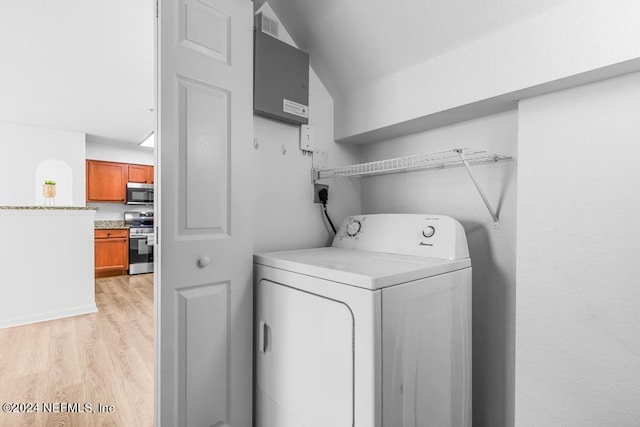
<box><xmin>254</xmin><ymin>247</ymin><xmax>470</xmax><ymax>290</ymax></box>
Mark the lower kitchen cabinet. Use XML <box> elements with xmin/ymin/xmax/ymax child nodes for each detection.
<box><xmin>94</xmin><ymin>229</ymin><xmax>129</xmax><ymax>277</ymax></box>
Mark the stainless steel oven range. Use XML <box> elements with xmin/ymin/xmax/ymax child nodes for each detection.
<box><xmin>124</xmin><ymin>211</ymin><xmax>154</xmax><ymax>275</ymax></box>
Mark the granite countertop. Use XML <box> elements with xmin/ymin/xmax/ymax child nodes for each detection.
<box><xmin>94</xmin><ymin>220</ymin><xmax>128</xmax><ymax>229</ymax></box>
<box><xmin>0</xmin><ymin>206</ymin><xmax>98</xmax><ymax>210</ymax></box>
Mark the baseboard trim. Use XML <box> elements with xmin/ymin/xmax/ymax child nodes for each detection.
<box><xmin>0</xmin><ymin>304</ymin><xmax>98</xmax><ymax>329</ymax></box>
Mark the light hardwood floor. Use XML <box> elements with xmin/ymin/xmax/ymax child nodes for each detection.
<box><xmin>0</xmin><ymin>274</ymin><xmax>154</xmax><ymax>427</ymax></box>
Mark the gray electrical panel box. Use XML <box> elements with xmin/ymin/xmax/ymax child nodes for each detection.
<box><xmin>254</xmin><ymin>27</ymin><xmax>309</xmax><ymax>125</ymax></box>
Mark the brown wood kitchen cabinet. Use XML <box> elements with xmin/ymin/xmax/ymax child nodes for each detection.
<box><xmin>128</xmin><ymin>164</ymin><xmax>154</xmax><ymax>184</ymax></box>
<box><xmin>86</xmin><ymin>160</ymin><xmax>127</xmax><ymax>202</ymax></box>
<box><xmin>94</xmin><ymin>229</ymin><xmax>129</xmax><ymax>277</ymax></box>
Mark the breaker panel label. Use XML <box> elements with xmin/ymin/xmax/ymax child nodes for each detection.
<box><xmin>283</xmin><ymin>99</ymin><xmax>309</xmax><ymax>118</ymax></box>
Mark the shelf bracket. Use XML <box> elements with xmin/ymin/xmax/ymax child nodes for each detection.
<box><xmin>455</xmin><ymin>149</ymin><xmax>500</xmax><ymax>228</ymax></box>
<box><xmin>311</xmin><ymin>168</ymin><xmax>321</xmax><ymax>184</ymax></box>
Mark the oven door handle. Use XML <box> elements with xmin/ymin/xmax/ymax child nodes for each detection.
<box><xmin>130</xmin><ymin>235</ymin><xmax>151</xmax><ymax>239</ymax></box>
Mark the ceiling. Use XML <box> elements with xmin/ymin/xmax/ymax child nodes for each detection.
<box><xmin>0</xmin><ymin>0</ymin><xmax>569</xmax><ymax>146</ymax></box>
<box><xmin>0</xmin><ymin>0</ymin><xmax>154</xmax><ymax>145</ymax></box>
<box><xmin>260</xmin><ymin>0</ymin><xmax>569</xmax><ymax>100</ymax></box>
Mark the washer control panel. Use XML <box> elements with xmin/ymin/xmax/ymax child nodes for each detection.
<box><xmin>346</xmin><ymin>219</ymin><xmax>362</xmax><ymax>237</ymax></box>
<box><xmin>333</xmin><ymin>214</ymin><xmax>469</xmax><ymax>260</ymax></box>
<box><xmin>422</xmin><ymin>226</ymin><xmax>436</xmax><ymax>238</ymax></box>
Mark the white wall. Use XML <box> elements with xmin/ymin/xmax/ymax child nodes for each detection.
<box><xmin>253</xmin><ymin>4</ymin><xmax>361</xmax><ymax>253</ymax></box>
<box><xmin>360</xmin><ymin>111</ymin><xmax>517</xmax><ymax>427</ymax></box>
<box><xmin>86</xmin><ymin>137</ymin><xmax>155</xmax><ymax>220</ymax></box>
<box><xmin>0</xmin><ymin>209</ymin><xmax>97</xmax><ymax>328</ymax></box>
<box><xmin>86</xmin><ymin>137</ymin><xmax>154</xmax><ymax>165</ymax></box>
<box><xmin>516</xmin><ymin>72</ymin><xmax>640</xmax><ymax>425</ymax></box>
<box><xmin>0</xmin><ymin>122</ymin><xmax>86</xmax><ymax>206</ymax></box>
<box><xmin>336</xmin><ymin>0</ymin><xmax>640</xmax><ymax>141</ymax></box>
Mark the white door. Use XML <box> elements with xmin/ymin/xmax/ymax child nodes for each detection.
<box><xmin>255</xmin><ymin>280</ymin><xmax>354</xmax><ymax>427</ymax></box>
<box><xmin>156</xmin><ymin>0</ymin><xmax>253</xmax><ymax>426</ymax></box>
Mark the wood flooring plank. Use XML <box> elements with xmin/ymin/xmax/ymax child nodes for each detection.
<box><xmin>0</xmin><ymin>274</ymin><xmax>154</xmax><ymax>427</ymax></box>
<box><xmin>0</xmin><ymin>327</ymin><xmax>17</xmax><ymax>381</ymax></box>
<box><xmin>4</xmin><ymin>321</ymin><xmax>51</xmax><ymax>379</ymax></box>
<box><xmin>0</xmin><ymin>373</ymin><xmax>47</xmax><ymax>427</ymax></box>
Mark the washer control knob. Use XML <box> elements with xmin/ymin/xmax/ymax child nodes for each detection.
<box><xmin>346</xmin><ymin>220</ymin><xmax>362</xmax><ymax>237</ymax></box>
<box><xmin>422</xmin><ymin>226</ymin><xmax>436</xmax><ymax>238</ymax></box>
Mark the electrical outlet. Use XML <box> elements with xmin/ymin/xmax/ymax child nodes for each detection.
<box><xmin>313</xmin><ymin>184</ymin><xmax>328</xmax><ymax>203</ymax></box>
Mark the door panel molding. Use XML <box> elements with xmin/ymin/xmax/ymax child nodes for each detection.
<box><xmin>177</xmin><ymin>282</ymin><xmax>231</xmax><ymax>427</ymax></box>
<box><xmin>176</xmin><ymin>75</ymin><xmax>231</xmax><ymax>237</ymax></box>
<box><xmin>179</xmin><ymin>0</ymin><xmax>231</xmax><ymax>64</ymax></box>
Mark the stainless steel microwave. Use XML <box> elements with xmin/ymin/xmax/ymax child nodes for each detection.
<box><xmin>126</xmin><ymin>183</ymin><xmax>154</xmax><ymax>205</ymax></box>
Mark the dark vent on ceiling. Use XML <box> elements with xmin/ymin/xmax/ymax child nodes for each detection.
<box><xmin>255</xmin><ymin>12</ymin><xmax>279</xmax><ymax>39</ymax></box>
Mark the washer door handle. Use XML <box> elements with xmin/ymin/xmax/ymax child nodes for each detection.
<box><xmin>259</xmin><ymin>320</ymin><xmax>271</xmax><ymax>353</ymax></box>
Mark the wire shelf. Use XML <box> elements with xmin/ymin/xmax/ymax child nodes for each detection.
<box><xmin>313</xmin><ymin>148</ymin><xmax>511</xmax><ymax>181</ymax></box>
<box><xmin>312</xmin><ymin>147</ymin><xmax>512</xmax><ymax>227</ymax></box>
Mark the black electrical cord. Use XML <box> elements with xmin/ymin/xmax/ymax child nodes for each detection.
<box><xmin>318</xmin><ymin>188</ymin><xmax>337</xmax><ymax>234</ymax></box>
<box><xmin>323</xmin><ymin>204</ymin><xmax>337</xmax><ymax>234</ymax></box>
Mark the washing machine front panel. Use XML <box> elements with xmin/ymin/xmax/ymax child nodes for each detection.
<box><xmin>254</xmin><ymin>264</ymin><xmax>383</xmax><ymax>427</ymax></box>
<box><xmin>256</xmin><ymin>279</ymin><xmax>354</xmax><ymax>427</ymax></box>
<box><xmin>382</xmin><ymin>268</ymin><xmax>472</xmax><ymax>427</ymax></box>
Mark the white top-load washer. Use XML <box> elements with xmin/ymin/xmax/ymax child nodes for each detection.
<box><xmin>254</xmin><ymin>214</ymin><xmax>472</xmax><ymax>427</ymax></box>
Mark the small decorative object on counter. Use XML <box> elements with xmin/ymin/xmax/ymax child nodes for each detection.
<box><xmin>43</xmin><ymin>180</ymin><xmax>56</xmax><ymax>206</ymax></box>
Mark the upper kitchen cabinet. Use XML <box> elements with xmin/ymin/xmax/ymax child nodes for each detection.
<box><xmin>86</xmin><ymin>159</ymin><xmax>127</xmax><ymax>202</ymax></box>
<box><xmin>128</xmin><ymin>164</ymin><xmax>154</xmax><ymax>184</ymax></box>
